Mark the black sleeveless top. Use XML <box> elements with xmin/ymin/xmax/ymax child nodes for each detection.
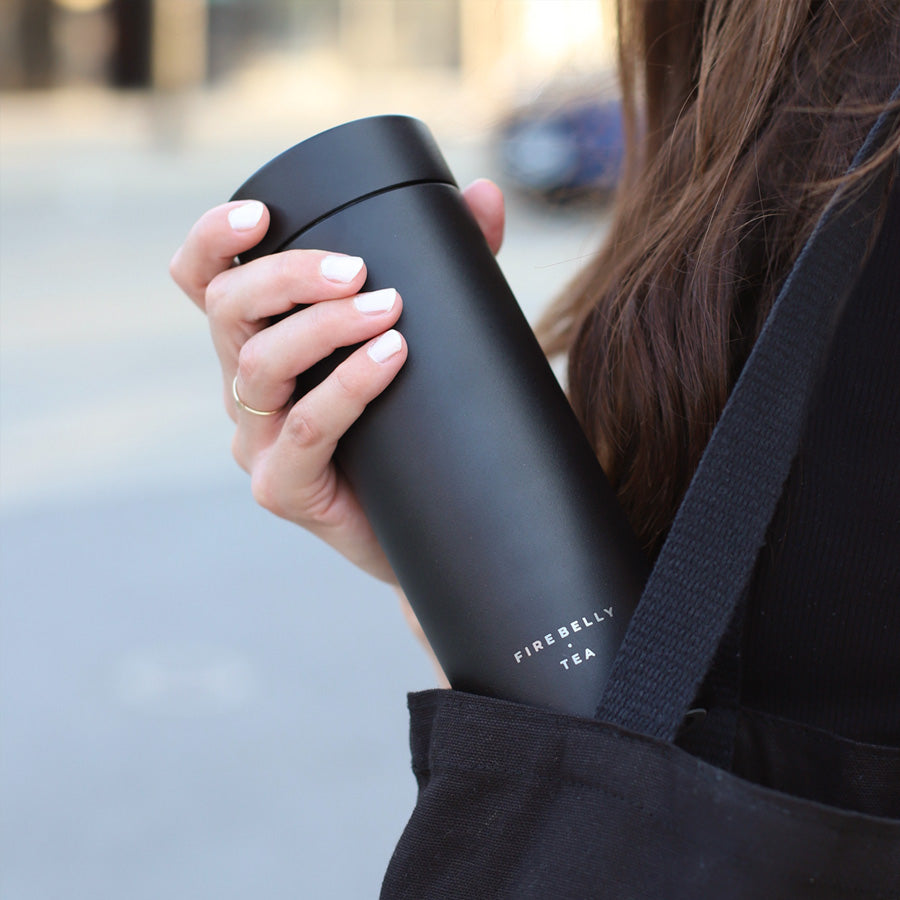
<box><xmin>741</xmin><ymin>180</ymin><xmax>900</xmax><ymax>746</ymax></box>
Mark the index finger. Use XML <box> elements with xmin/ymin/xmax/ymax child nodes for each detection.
<box><xmin>170</xmin><ymin>199</ymin><xmax>271</xmax><ymax>310</ymax></box>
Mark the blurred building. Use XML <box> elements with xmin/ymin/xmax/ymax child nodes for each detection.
<box><xmin>0</xmin><ymin>0</ymin><xmax>615</xmax><ymax>95</ymax></box>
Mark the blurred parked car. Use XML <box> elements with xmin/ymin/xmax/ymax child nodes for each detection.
<box><xmin>497</xmin><ymin>91</ymin><xmax>624</xmax><ymax>204</ymax></box>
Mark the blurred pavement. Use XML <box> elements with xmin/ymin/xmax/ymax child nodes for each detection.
<box><xmin>0</xmin><ymin>80</ymin><xmax>608</xmax><ymax>899</ymax></box>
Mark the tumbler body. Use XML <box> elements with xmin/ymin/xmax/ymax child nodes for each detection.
<box><xmin>232</xmin><ymin>116</ymin><xmax>648</xmax><ymax>717</ymax></box>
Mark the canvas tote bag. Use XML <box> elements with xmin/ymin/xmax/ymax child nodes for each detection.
<box><xmin>380</xmin><ymin>91</ymin><xmax>900</xmax><ymax>899</ymax></box>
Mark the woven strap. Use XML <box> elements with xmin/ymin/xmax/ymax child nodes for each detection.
<box><xmin>596</xmin><ymin>91</ymin><xmax>900</xmax><ymax>739</ymax></box>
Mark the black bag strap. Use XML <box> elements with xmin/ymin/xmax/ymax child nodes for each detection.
<box><xmin>596</xmin><ymin>88</ymin><xmax>900</xmax><ymax>740</ymax></box>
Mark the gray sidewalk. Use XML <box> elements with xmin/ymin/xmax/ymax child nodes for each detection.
<box><xmin>0</xmin><ymin>84</ymin><xmax>607</xmax><ymax>898</ymax></box>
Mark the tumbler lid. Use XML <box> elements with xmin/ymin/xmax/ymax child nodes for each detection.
<box><xmin>230</xmin><ymin>115</ymin><xmax>457</xmax><ymax>261</ymax></box>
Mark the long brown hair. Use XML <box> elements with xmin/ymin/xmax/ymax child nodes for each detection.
<box><xmin>539</xmin><ymin>0</ymin><xmax>900</xmax><ymax>558</ymax></box>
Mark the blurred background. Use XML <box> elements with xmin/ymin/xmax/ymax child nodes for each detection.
<box><xmin>0</xmin><ymin>1</ymin><xmax>621</xmax><ymax>896</ymax></box>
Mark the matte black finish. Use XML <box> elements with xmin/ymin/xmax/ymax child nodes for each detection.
<box><xmin>233</xmin><ymin>116</ymin><xmax>456</xmax><ymax>261</ymax></box>
<box><xmin>231</xmin><ymin>116</ymin><xmax>648</xmax><ymax>717</ymax></box>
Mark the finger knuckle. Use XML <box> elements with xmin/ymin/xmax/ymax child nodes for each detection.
<box><xmin>168</xmin><ymin>247</ymin><xmax>185</xmax><ymax>286</ymax></box>
<box><xmin>250</xmin><ymin>467</ymin><xmax>282</xmax><ymax>516</ymax></box>
<box><xmin>169</xmin><ymin>248</ymin><xmax>202</xmax><ymax>302</ymax></box>
<box><xmin>231</xmin><ymin>431</ymin><xmax>250</xmax><ymax>472</ymax></box>
<box><xmin>271</xmin><ymin>250</ymin><xmax>305</xmax><ymax>295</ymax></box>
<box><xmin>204</xmin><ymin>270</ymin><xmax>231</xmax><ymax>318</ymax></box>
<box><xmin>236</xmin><ymin>336</ymin><xmax>266</xmax><ymax>385</ymax></box>
<box><xmin>332</xmin><ymin>365</ymin><xmax>365</xmax><ymax>410</ymax></box>
<box><xmin>301</xmin><ymin>301</ymin><xmax>339</xmax><ymax>351</ymax></box>
<box><xmin>283</xmin><ymin>402</ymin><xmax>321</xmax><ymax>449</ymax></box>
<box><xmin>297</xmin><ymin>471</ymin><xmax>339</xmax><ymax>524</ymax></box>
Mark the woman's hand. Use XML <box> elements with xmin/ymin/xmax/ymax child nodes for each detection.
<box><xmin>170</xmin><ymin>179</ymin><xmax>505</xmax><ymax>585</ymax></box>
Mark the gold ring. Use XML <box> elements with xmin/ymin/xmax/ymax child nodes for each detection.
<box><xmin>232</xmin><ymin>375</ymin><xmax>285</xmax><ymax>417</ymax></box>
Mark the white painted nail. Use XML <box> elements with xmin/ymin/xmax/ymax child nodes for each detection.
<box><xmin>354</xmin><ymin>288</ymin><xmax>397</xmax><ymax>314</ymax></box>
<box><xmin>367</xmin><ymin>329</ymin><xmax>403</xmax><ymax>363</ymax></box>
<box><xmin>227</xmin><ymin>200</ymin><xmax>264</xmax><ymax>231</ymax></box>
<box><xmin>321</xmin><ymin>255</ymin><xmax>364</xmax><ymax>283</ymax></box>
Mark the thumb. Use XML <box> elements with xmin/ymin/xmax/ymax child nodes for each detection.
<box><xmin>462</xmin><ymin>179</ymin><xmax>505</xmax><ymax>256</ymax></box>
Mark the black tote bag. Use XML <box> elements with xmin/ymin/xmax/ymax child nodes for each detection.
<box><xmin>381</xmin><ymin>94</ymin><xmax>900</xmax><ymax>899</ymax></box>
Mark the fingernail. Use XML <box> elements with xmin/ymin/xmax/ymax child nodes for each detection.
<box><xmin>354</xmin><ymin>288</ymin><xmax>397</xmax><ymax>314</ymax></box>
<box><xmin>228</xmin><ymin>200</ymin><xmax>264</xmax><ymax>231</ymax></box>
<box><xmin>367</xmin><ymin>330</ymin><xmax>403</xmax><ymax>363</ymax></box>
<box><xmin>321</xmin><ymin>255</ymin><xmax>364</xmax><ymax>283</ymax></box>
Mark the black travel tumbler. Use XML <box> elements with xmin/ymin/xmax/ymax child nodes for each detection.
<box><xmin>231</xmin><ymin>115</ymin><xmax>648</xmax><ymax>717</ymax></box>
